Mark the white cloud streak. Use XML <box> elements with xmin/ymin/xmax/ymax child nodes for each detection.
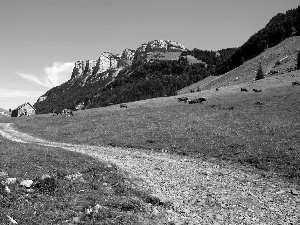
<box><xmin>15</xmin><ymin>62</ymin><xmax>74</xmax><ymax>88</ymax></box>
<box><xmin>0</xmin><ymin>89</ymin><xmax>44</xmax><ymax>98</ymax></box>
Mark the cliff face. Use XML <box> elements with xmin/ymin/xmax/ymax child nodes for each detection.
<box><xmin>70</xmin><ymin>40</ymin><xmax>185</xmax><ymax>81</ymax></box>
<box><xmin>35</xmin><ymin>39</ymin><xmax>187</xmax><ymax>110</ymax></box>
<box><xmin>71</xmin><ymin>52</ymin><xmax>121</xmax><ymax>80</ymax></box>
<box><xmin>133</xmin><ymin>40</ymin><xmax>186</xmax><ymax>63</ymax></box>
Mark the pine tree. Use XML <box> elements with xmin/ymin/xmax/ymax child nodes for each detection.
<box><xmin>255</xmin><ymin>64</ymin><xmax>265</xmax><ymax>80</ymax></box>
<box><xmin>297</xmin><ymin>50</ymin><xmax>300</xmax><ymax>69</ymax></box>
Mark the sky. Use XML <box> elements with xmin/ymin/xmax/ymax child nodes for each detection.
<box><xmin>0</xmin><ymin>0</ymin><xmax>299</xmax><ymax>110</ymax></box>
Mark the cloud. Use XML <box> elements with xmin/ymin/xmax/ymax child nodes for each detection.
<box><xmin>0</xmin><ymin>89</ymin><xmax>44</xmax><ymax>98</ymax></box>
<box><xmin>16</xmin><ymin>62</ymin><xmax>74</xmax><ymax>88</ymax></box>
<box><xmin>15</xmin><ymin>72</ymin><xmax>53</xmax><ymax>88</ymax></box>
<box><xmin>43</xmin><ymin>62</ymin><xmax>74</xmax><ymax>87</ymax></box>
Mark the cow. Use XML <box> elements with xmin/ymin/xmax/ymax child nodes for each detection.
<box><xmin>196</xmin><ymin>87</ymin><xmax>201</xmax><ymax>92</ymax></box>
<box><xmin>253</xmin><ymin>88</ymin><xmax>263</xmax><ymax>92</ymax></box>
<box><xmin>177</xmin><ymin>97</ymin><xmax>189</xmax><ymax>102</ymax></box>
<box><xmin>292</xmin><ymin>81</ymin><xmax>300</xmax><ymax>86</ymax></box>
<box><xmin>61</xmin><ymin>109</ymin><xmax>73</xmax><ymax>117</ymax></box>
<box><xmin>241</xmin><ymin>88</ymin><xmax>248</xmax><ymax>92</ymax></box>
<box><xmin>52</xmin><ymin>109</ymin><xmax>61</xmax><ymax>116</ymax></box>
<box><xmin>120</xmin><ymin>103</ymin><xmax>128</xmax><ymax>108</ymax></box>
<box><xmin>190</xmin><ymin>89</ymin><xmax>195</xmax><ymax>93</ymax></box>
<box><xmin>188</xmin><ymin>97</ymin><xmax>206</xmax><ymax>104</ymax></box>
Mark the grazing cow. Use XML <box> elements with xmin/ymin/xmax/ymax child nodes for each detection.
<box><xmin>253</xmin><ymin>88</ymin><xmax>263</xmax><ymax>92</ymax></box>
<box><xmin>235</xmin><ymin>77</ymin><xmax>239</xmax><ymax>81</ymax></box>
<box><xmin>241</xmin><ymin>88</ymin><xmax>248</xmax><ymax>92</ymax></box>
<box><xmin>292</xmin><ymin>81</ymin><xmax>300</xmax><ymax>86</ymax></box>
<box><xmin>120</xmin><ymin>103</ymin><xmax>128</xmax><ymax>108</ymax></box>
<box><xmin>61</xmin><ymin>109</ymin><xmax>73</xmax><ymax>117</ymax></box>
<box><xmin>177</xmin><ymin>97</ymin><xmax>189</xmax><ymax>102</ymax></box>
<box><xmin>52</xmin><ymin>109</ymin><xmax>61</xmax><ymax>116</ymax></box>
<box><xmin>188</xmin><ymin>97</ymin><xmax>206</xmax><ymax>104</ymax></box>
<box><xmin>255</xmin><ymin>101</ymin><xmax>264</xmax><ymax>105</ymax></box>
<box><xmin>196</xmin><ymin>87</ymin><xmax>201</xmax><ymax>92</ymax></box>
<box><xmin>190</xmin><ymin>89</ymin><xmax>195</xmax><ymax>93</ymax></box>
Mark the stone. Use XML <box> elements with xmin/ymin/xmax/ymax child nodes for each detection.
<box><xmin>72</xmin><ymin>217</ymin><xmax>80</xmax><ymax>224</ymax></box>
<box><xmin>276</xmin><ymin>190</ymin><xmax>285</xmax><ymax>195</ymax></box>
<box><xmin>20</xmin><ymin>180</ymin><xmax>33</xmax><ymax>188</ymax></box>
<box><xmin>5</xmin><ymin>178</ymin><xmax>17</xmax><ymax>185</ymax></box>
<box><xmin>7</xmin><ymin>215</ymin><xmax>17</xmax><ymax>224</ymax></box>
<box><xmin>0</xmin><ymin>171</ymin><xmax>8</xmax><ymax>177</ymax></box>
<box><xmin>291</xmin><ymin>189</ymin><xmax>300</xmax><ymax>196</ymax></box>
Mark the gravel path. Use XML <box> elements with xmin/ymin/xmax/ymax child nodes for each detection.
<box><xmin>0</xmin><ymin>123</ymin><xmax>299</xmax><ymax>224</ymax></box>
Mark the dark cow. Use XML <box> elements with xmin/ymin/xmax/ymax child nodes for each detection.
<box><xmin>241</xmin><ymin>88</ymin><xmax>248</xmax><ymax>92</ymax></box>
<box><xmin>196</xmin><ymin>87</ymin><xmax>201</xmax><ymax>92</ymax></box>
<box><xmin>292</xmin><ymin>81</ymin><xmax>300</xmax><ymax>86</ymax></box>
<box><xmin>120</xmin><ymin>103</ymin><xmax>128</xmax><ymax>108</ymax></box>
<box><xmin>190</xmin><ymin>89</ymin><xmax>195</xmax><ymax>93</ymax></box>
<box><xmin>253</xmin><ymin>88</ymin><xmax>263</xmax><ymax>92</ymax></box>
<box><xmin>188</xmin><ymin>97</ymin><xmax>206</xmax><ymax>104</ymax></box>
<box><xmin>177</xmin><ymin>97</ymin><xmax>189</xmax><ymax>102</ymax></box>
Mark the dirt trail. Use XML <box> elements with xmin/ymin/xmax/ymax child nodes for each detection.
<box><xmin>0</xmin><ymin>123</ymin><xmax>299</xmax><ymax>224</ymax></box>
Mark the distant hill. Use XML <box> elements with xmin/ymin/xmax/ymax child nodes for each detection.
<box><xmin>215</xmin><ymin>6</ymin><xmax>300</xmax><ymax>75</ymax></box>
<box><xmin>186</xmin><ymin>36</ymin><xmax>300</xmax><ymax>92</ymax></box>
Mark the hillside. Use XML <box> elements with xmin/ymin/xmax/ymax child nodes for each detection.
<box><xmin>215</xmin><ymin>6</ymin><xmax>300</xmax><ymax>74</ymax></box>
<box><xmin>185</xmin><ymin>36</ymin><xmax>300</xmax><ymax>92</ymax></box>
<box><xmin>34</xmin><ymin>40</ymin><xmax>234</xmax><ymax>114</ymax></box>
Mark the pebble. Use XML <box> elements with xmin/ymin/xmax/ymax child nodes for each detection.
<box><xmin>276</xmin><ymin>190</ymin><xmax>285</xmax><ymax>195</ymax></box>
<box><xmin>72</xmin><ymin>217</ymin><xmax>80</xmax><ymax>223</ymax></box>
<box><xmin>152</xmin><ymin>207</ymin><xmax>160</xmax><ymax>215</ymax></box>
<box><xmin>0</xmin><ymin>172</ymin><xmax>8</xmax><ymax>177</ymax></box>
<box><xmin>5</xmin><ymin>178</ymin><xmax>17</xmax><ymax>185</ymax></box>
<box><xmin>20</xmin><ymin>180</ymin><xmax>33</xmax><ymax>188</ymax></box>
<box><xmin>291</xmin><ymin>189</ymin><xmax>300</xmax><ymax>196</ymax></box>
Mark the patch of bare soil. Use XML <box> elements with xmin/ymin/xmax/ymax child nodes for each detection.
<box><xmin>0</xmin><ymin>123</ymin><xmax>299</xmax><ymax>224</ymax></box>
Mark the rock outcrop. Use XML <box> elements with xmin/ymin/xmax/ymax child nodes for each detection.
<box><xmin>133</xmin><ymin>40</ymin><xmax>186</xmax><ymax>63</ymax></box>
<box><xmin>71</xmin><ymin>52</ymin><xmax>120</xmax><ymax>80</ymax></box>
<box><xmin>118</xmin><ymin>49</ymin><xmax>136</xmax><ymax>67</ymax></box>
<box><xmin>70</xmin><ymin>40</ymin><xmax>185</xmax><ymax>80</ymax></box>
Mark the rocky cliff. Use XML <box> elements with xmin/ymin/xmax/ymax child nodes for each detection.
<box><xmin>133</xmin><ymin>40</ymin><xmax>186</xmax><ymax>63</ymax></box>
<box><xmin>70</xmin><ymin>40</ymin><xmax>186</xmax><ymax>82</ymax></box>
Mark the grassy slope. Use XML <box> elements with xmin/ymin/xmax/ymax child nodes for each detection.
<box><xmin>0</xmin><ymin>137</ymin><xmax>166</xmax><ymax>224</ymax></box>
<box><xmin>8</xmin><ymin>69</ymin><xmax>300</xmax><ymax>185</ymax></box>
<box><xmin>190</xmin><ymin>36</ymin><xmax>300</xmax><ymax>91</ymax></box>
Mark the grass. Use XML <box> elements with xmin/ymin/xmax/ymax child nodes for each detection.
<box><xmin>5</xmin><ymin>80</ymin><xmax>300</xmax><ymax>185</ymax></box>
<box><xmin>0</xmin><ymin>136</ymin><xmax>167</xmax><ymax>224</ymax></box>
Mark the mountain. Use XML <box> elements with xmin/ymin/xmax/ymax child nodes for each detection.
<box><xmin>34</xmin><ymin>39</ymin><xmax>234</xmax><ymax>114</ymax></box>
<box><xmin>215</xmin><ymin>6</ymin><xmax>300</xmax><ymax>75</ymax></box>
<box><xmin>179</xmin><ymin>36</ymin><xmax>300</xmax><ymax>93</ymax></box>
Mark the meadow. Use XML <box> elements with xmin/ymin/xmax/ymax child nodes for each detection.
<box><xmin>6</xmin><ymin>74</ymin><xmax>300</xmax><ymax>185</ymax></box>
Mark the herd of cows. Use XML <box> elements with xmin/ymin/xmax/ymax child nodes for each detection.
<box><xmin>48</xmin><ymin>81</ymin><xmax>299</xmax><ymax>115</ymax></box>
